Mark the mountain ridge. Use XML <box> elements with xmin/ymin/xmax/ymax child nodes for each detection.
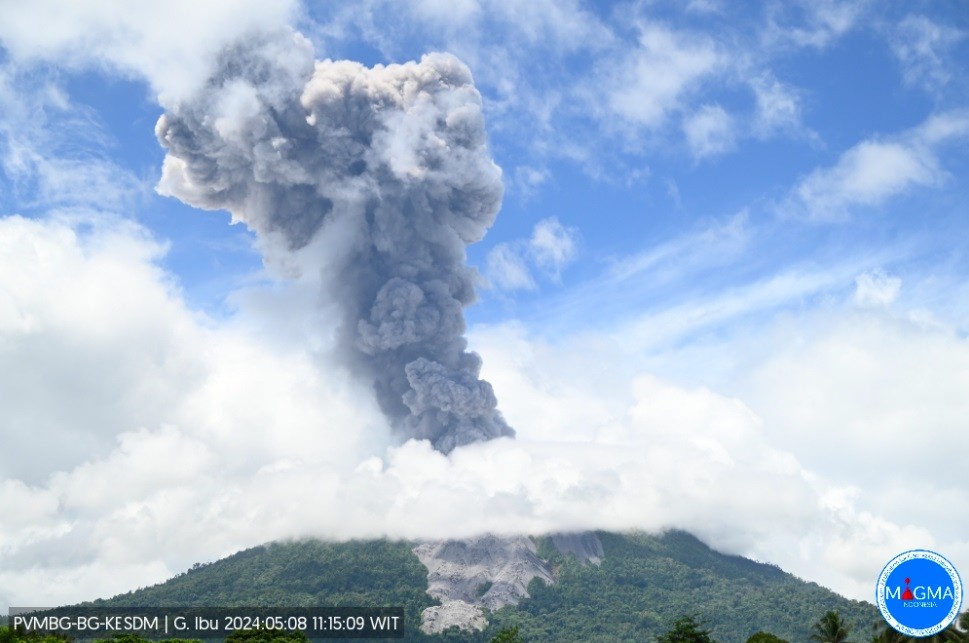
<box><xmin>84</xmin><ymin>530</ymin><xmax>880</xmax><ymax>641</ymax></box>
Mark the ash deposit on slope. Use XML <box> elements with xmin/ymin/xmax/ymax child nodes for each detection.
<box><xmin>156</xmin><ymin>30</ymin><xmax>513</xmax><ymax>453</ymax></box>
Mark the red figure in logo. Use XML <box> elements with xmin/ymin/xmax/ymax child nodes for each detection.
<box><xmin>902</xmin><ymin>577</ymin><xmax>915</xmax><ymax>600</ymax></box>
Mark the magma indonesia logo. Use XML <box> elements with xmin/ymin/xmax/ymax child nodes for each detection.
<box><xmin>876</xmin><ymin>549</ymin><xmax>963</xmax><ymax>637</ymax></box>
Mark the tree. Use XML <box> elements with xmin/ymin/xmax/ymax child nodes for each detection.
<box><xmin>94</xmin><ymin>634</ymin><xmax>151</xmax><ymax>643</ymax></box>
<box><xmin>0</xmin><ymin>625</ymin><xmax>71</xmax><ymax>643</ymax></box>
<box><xmin>656</xmin><ymin>615</ymin><xmax>718</xmax><ymax>643</ymax></box>
<box><xmin>224</xmin><ymin>629</ymin><xmax>308</xmax><ymax>643</ymax></box>
<box><xmin>868</xmin><ymin>611</ymin><xmax>969</xmax><ymax>642</ymax></box>
<box><xmin>811</xmin><ymin>611</ymin><xmax>853</xmax><ymax>643</ymax></box>
<box><xmin>746</xmin><ymin>632</ymin><xmax>789</xmax><ymax>643</ymax></box>
<box><xmin>867</xmin><ymin>623</ymin><xmax>907</xmax><ymax>643</ymax></box>
<box><xmin>490</xmin><ymin>625</ymin><xmax>525</xmax><ymax>643</ymax></box>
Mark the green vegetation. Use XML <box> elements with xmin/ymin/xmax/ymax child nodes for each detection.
<box><xmin>475</xmin><ymin>582</ymin><xmax>493</xmax><ymax>599</ymax></box>
<box><xmin>0</xmin><ymin>626</ymin><xmax>71</xmax><ymax>643</ymax></box>
<box><xmin>810</xmin><ymin>610</ymin><xmax>853</xmax><ymax>642</ymax></box>
<box><xmin>90</xmin><ymin>539</ymin><xmax>435</xmax><ymax>640</ymax></box>
<box><xmin>25</xmin><ymin>530</ymin><xmax>888</xmax><ymax>641</ymax></box>
<box><xmin>0</xmin><ymin>631</ymin><xmax>309</xmax><ymax>643</ymax></box>
<box><xmin>488</xmin><ymin>626</ymin><xmax>524</xmax><ymax>643</ymax></box>
<box><xmin>867</xmin><ymin>615</ymin><xmax>969</xmax><ymax>642</ymax></box>
<box><xmin>655</xmin><ymin>615</ymin><xmax>717</xmax><ymax>642</ymax></box>
<box><xmin>746</xmin><ymin>632</ymin><xmax>789</xmax><ymax>643</ymax></box>
<box><xmin>487</xmin><ymin>531</ymin><xmax>878</xmax><ymax>641</ymax></box>
<box><xmin>223</xmin><ymin>629</ymin><xmax>308</xmax><ymax>643</ymax></box>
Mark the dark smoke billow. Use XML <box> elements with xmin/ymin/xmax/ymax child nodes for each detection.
<box><xmin>156</xmin><ymin>31</ymin><xmax>514</xmax><ymax>453</ymax></box>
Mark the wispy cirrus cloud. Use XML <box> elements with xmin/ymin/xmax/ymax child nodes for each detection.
<box><xmin>749</xmin><ymin>73</ymin><xmax>806</xmax><ymax>138</ymax></box>
<box><xmin>889</xmin><ymin>14</ymin><xmax>965</xmax><ymax>92</ymax></box>
<box><xmin>683</xmin><ymin>103</ymin><xmax>736</xmax><ymax>159</ymax></box>
<box><xmin>0</xmin><ymin>66</ymin><xmax>147</xmax><ymax>214</ymax></box>
<box><xmin>763</xmin><ymin>0</ymin><xmax>868</xmax><ymax>50</ymax></box>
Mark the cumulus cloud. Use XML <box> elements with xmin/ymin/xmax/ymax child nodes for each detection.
<box><xmin>740</xmin><ymin>310</ymin><xmax>969</xmax><ymax>492</ymax></box>
<box><xmin>732</xmin><ymin>305</ymin><xmax>969</xmax><ymax>598</ymax></box>
<box><xmin>0</xmin><ymin>0</ymin><xmax>299</xmax><ymax>102</ymax></box>
<box><xmin>475</xmin><ymin>317</ymin><xmax>969</xmax><ymax>600</ymax></box>
<box><xmin>2</xmin><ymin>207</ymin><xmax>965</xmax><ymax>608</ymax></box>
<box><xmin>0</xmin><ymin>214</ymin><xmax>391</xmax><ymax>607</ymax></box>
<box><xmin>784</xmin><ymin>111</ymin><xmax>969</xmax><ymax>220</ymax></box>
<box><xmin>0</xmin><ymin>225</ymin><xmax>878</xmax><ymax>607</ymax></box>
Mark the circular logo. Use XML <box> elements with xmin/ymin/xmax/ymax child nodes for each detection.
<box><xmin>876</xmin><ymin>549</ymin><xmax>963</xmax><ymax>637</ymax></box>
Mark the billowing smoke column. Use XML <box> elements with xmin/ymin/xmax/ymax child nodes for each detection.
<box><xmin>156</xmin><ymin>31</ymin><xmax>514</xmax><ymax>453</ymax></box>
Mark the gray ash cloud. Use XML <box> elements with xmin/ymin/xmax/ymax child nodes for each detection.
<box><xmin>156</xmin><ymin>30</ymin><xmax>513</xmax><ymax>453</ymax></box>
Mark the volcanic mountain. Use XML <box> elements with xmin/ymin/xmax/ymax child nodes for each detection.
<box><xmin>85</xmin><ymin>530</ymin><xmax>879</xmax><ymax>641</ymax></box>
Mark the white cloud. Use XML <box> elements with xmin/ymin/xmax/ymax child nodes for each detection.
<box><xmin>619</xmin><ymin>267</ymin><xmax>850</xmax><ymax>353</ymax></box>
<box><xmin>732</xmin><ymin>307</ymin><xmax>969</xmax><ymax>594</ymax></box>
<box><xmin>784</xmin><ymin>111</ymin><xmax>969</xmax><ymax>220</ymax></box>
<box><xmin>0</xmin><ymin>0</ymin><xmax>300</xmax><ymax>102</ymax></box>
<box><xmin>749</xmin><ymin>74</ymin><xmax>803</xmax><ymax>137</ymax></box>
<box><xmin>3</xmin><ymin>211</ymin><xmax>966</xmax><ymax>608</ymax></box>
<box><xmin>0</xmin><ymin>214</ymin><xmax>393</xmax><ymax>607</ymax></box>
<box><xmin>410</xmin><ymin>0</ymin><xmax>482</xmax><ymax>28</ymax></box>
<box><xmin>486</xmin><ymin>243</ymin><xmax>537</xmax><ymax>291</ymax></box>
<box><xmin>683</xmin><ymin>103</ymin><xmax>735</xmax><ymax>159</ymax></box>
<box><xmin>10</xmin><ymin>215</ymin><xmax>831</xmax><ymax>600</ymax></box>
<box><xmin>740</xmin><ymin>311</ymin><xmax>969</xmax><ymax>491</ymax></box>
<box><xmin>890</xmin><ymin>14</ymin><xmax>965</xmax><ymax>91</ymax></box>
<box><xmin>766</xmin><ymin>0</ymin><xmax>867</xmax><ymax>50</ymax></box>
<box><xmin>853</xmin><ymin>269</ymin><xmax>901</xmax><ymax>308</ymax></box>
<box><xmin>529</xmin><ymin>217</ymin><xmax>577</xmax><ymax>276</ymax></box>
<box><xmin>0</xmin><ymin>215</ymin><xmax>190</xmax><ymax>482</ymax></box>
<box><xmin>794</xmin><ymin>141</ymin><xmax>937</xmax><ymax>218</ymax></box>
<box><xmin>314</xmin><ymin>0</ymin><xmax>819</xmax><ymax>172</ymax></box>
<box><xmin>473</xmin><ymin>314</ymin><xmax>969</xmax><ymax>601</ymax></box>
<box><xmin>609</xmin><ymin>210</ymin><xmax>748</xmax><ymax>283</ymax></box>
<box><xmin>366</xmin><ymin>0</ymin><xmax>603</xmax><ymax>52</ymax></box>
<box><xmin>606</xmin><ymin>24</ymin><xmax>722</xmax><ymax>130</ymax></box>
<box><xmin>0</xmin><ymin>65</ymin><xmax>148</xmax><ymax>213</ymax></box>
<box><xmin>485</xmin><ymin>218</ymin><xmax>578</xmax><ymax>291</ymax></box>
<box><xmin>686</xmin><ymin>0</ymin><xmax>723</xmax><ymax>15</ymax></box>
<box><xmin>483</xmin><ymin>0</ymin><xmax>606</xmax><ymax>49</ymax></box>
<box><xmin>511</xmin><ymin>165</ymin><xmax>550</xmax><ymax>197</ymax></box>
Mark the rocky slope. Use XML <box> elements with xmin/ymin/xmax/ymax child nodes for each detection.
<box><xmin>412</xmin><ymin>532</ymin><xmax>603</xmax><ymax>633</ymax></box>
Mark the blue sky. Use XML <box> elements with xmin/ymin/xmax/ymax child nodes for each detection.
<box><xmin>1</xmin><ymin>0</ymin><xmax>969</xmax><ymax>609</ymax></box>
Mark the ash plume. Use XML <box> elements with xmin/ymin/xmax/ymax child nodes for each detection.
<box><xmin>155</xmin><ymin>30</ymin><xmax>513</xmax><ymax>453</ymax></box>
